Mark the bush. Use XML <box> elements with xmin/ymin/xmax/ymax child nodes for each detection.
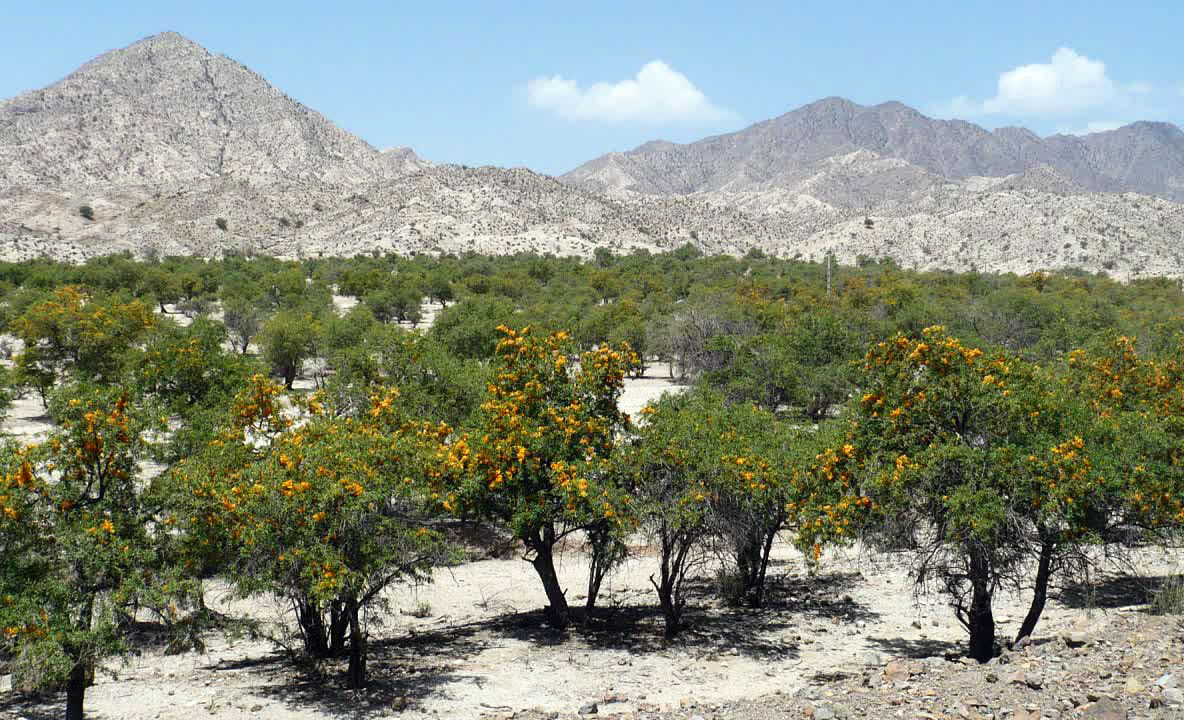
<box><xmin>78</xmin><ymin>205</ymin><xmax>94</xmax><ymax>221</ymax></box>
<box><xmin>1150</xmin><ymin>575</ymin><xmax>1184</xmax><ymax>615</ymax></box>
<box><xmin>214</xmin><ymin>217</ymin><xmax>228</xmax><ymax>231</ymax></box>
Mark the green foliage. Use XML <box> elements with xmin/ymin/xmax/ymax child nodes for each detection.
<box><xmin>430</xmin><ymin>295</ymin><xmax>516</xmax><ymax>359</ymax></box>
<box><xmin>1150</xmin><ymin>575</ymin><xmax>1184</xmax><ymax>615</ymax></box>
<box><xmin>11</xmin><ymin>287</ymin><xmax>156</xmax><ymax>404</ymax></box>
<box><xmin>259</xmin><ymin>310</ymin><xmax>320</xmax><ymax>389</ymax></box>
<box><xmin>0</xmin><ymin>385</ymin><xmax>180</xmax><ymax>719</ymax></box>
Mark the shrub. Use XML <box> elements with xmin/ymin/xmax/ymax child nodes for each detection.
<box><xmin>1150</xmin><ymin>575</ymin><xmax>1184</xmax><ymax>615</ymax></box>
<box><xmin>78</xmin><ymin>205</ymin><xmax>94</xmax><ymax>221</ymax></box>
<box><xmin>214</xmin><ymin>217</ymin><xmax>228</xmax><ymax>231</ymax></box>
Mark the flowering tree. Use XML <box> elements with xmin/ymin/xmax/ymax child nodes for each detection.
<box><xmin>166</xmin><ymin>376</ymin><xmax>448</xmax><ymax>688</ymax></box>
<box><xmin>618</xmin><ymin>391</ymin><xmax>868</xmax><ymax>634</ymax></box>
<box><xmin>434</xmin><ymin>326</ymin><xmax>638</xmax><ymax>627</ymax></box>
<box><xmin>0</xmin><ymin>385</ymin><xmax>171</xmax><ymax>720</ymax></box>
<box><xmin>11</xmin><ymin>286</ymin><xmax>156</xmax><ymax>404</ymax></box>
<box><xmin>849</xmin><ymin>327</ymin><xmax>1117</xmax><ymax>661</ymax></box>
<box><xmin>1064</xmin><ymin>336</ymin><xmax>1184</xmax><ymax>533</ymax></box>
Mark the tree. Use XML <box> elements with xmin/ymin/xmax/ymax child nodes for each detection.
<box><xmin>11</xmin><ymin>287</ymin><xmax>156</xmax><ymax>403</ymax></box>
<box><xmin>427</xmin><ymin>272</ymin><xmax>454</xmax><ymax>307</ymax></box>
<box><xmin>259</xmin><ymin>310</ymin><xmax>319</xmax><ymax>389</ymax></box>
<box><xmin>429</xmin><ymin>296</ymin><xmax>517</xmax><ymax>360</ymax></box>
<box><xmin>133</xmin><ymin>317</ymin><xmax>260</xmax><ymax>463</ymax></box>
<box><xmin>0</xmin><ymin>385</ymin><xmax>174</xmax><ymax>720</ymax></box>
<box><xmin>612</xmin><ymin>396</ymin><xmax>714</xmax><ymax>637</ymax></box>
<box><xmin>166</xmin><ymin>377</ymin><xmax>449</xmax><ymax>688</ymax></box>
<box><xmin>849</xmin><ymin>327</ymin><xmax>1116</xmax><ymax>661</ymax></box>
<box><xmin>141</xmin><ymin>267</ymin><xmax>183</xmax><ymax>313</ymax></box>
<box><xmin>435</xmin><ymin>327</ymin><xmax>638</xmax><ymax>627</ymax></box>
<box><xmin>222</xmin><ymin>297</ymin><xmax>266</xmax><ymax>354</ymax></box>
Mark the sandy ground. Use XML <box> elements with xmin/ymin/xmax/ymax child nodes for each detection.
<box><xmin>2</xmin><ymin>539</ymin><xmax>1179</xmax><ymax>720</ymax></box>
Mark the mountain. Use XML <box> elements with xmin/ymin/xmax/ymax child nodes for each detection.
<box><xmin>2</xmin><ymin>36</ymin><xmax>1184</xmax><ymax>280</ymax></box>
<box><xmin>0</xmin><ymin>32</ymin><xmax>401</xmax><ymax>189</ymax></box>
<box><xmin>563</xmin><ymin>98</ymin><xmax>1184</xmax><ymax>204</ymax></box>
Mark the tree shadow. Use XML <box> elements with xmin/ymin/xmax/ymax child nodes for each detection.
<box><xmin>1057</xmin><ymin>573</ymin><xmax>1172</xmax><ymax>609</ymax></box>
<box><xmin>231</xmin><ymin>620</ymin><xmax>492</xmax><ymax>719</ymax></box>
<box><xmin>865</xmin><ymin>635</ymin><xmax>961</xmax><ymax>659</ymax></box>
<box><xmin>0</xmin><ymin>694</ymin><xmax>60</xmax><ymax>720</ymax></box>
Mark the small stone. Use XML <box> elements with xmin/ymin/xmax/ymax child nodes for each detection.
<box><xmin>911</xmin><ymin>620</ymin><xmax>923</xmax><ymax>629</ymax></box>
<box><xmin>249</xmin><ymin>705</ymin><xmax>263</xmax><ymax>713</ymax></box>
<box><xmin>862</xmin><ymin>651</ymin><xmax>883</xmax><ymax>665</ymax></box>
<box><xmin>1155</xmin><ymin>672</ymin><xmax>1178</xmax><ymax>689</ymax></box>
<box><xmin>1080</xmin><ymin>699</ymin><xmax>1126</xmax><ymax>720</ymax></box>
<box><xmin>578</xmin><ymin>702</ymin><xmax>599</xmax><ymax>715</ymax></box>
<box><xmin>1062</xmin><ymin>631</ymin><xmax>1089</xmax><ymax>648</ymax></box>
<box><xmin>884</xmin><ymin>660</ymin><xmax>910</xmax><ymax>682</ymax></box>
<box><xmin>813</xmin><ymin>706</ymin><xmax>836</xmax><ymax>720</ymax></box>
<box><xmin>986</xmin><ymin>672</ymin><xmax>1000</xmax><ymax>683</ymax></box>
<box><xmin>1164</xmin><ymin>688</ymin><xmax>1184</xmax><ymax>707</ymax></box>
<box><xmin>1124</xmin><ymin>677</ymin><xmax>1145</xmax><ymax>694</ymax></box>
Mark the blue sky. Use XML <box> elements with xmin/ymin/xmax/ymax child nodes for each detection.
<box><xmin>2</xmin><ymin>1</ymin><xmax>1181</xmax><ymax>174</ymax></box>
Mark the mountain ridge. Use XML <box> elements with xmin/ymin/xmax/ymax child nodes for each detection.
<box><xmin>563</xmin><ymin>97</ymin><xmax>1184</xmax><ymax>203</ymax></box>
<box><xmin>2</xmin><ymin>32</ymin><xmax>1184</xmax><ymax>281</ymax></box>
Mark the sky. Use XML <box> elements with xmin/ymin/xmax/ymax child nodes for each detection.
<box><xmin>1</xmin><ymin>1</ymin><xmax>1181</xmax><ymax>175</ymax></box>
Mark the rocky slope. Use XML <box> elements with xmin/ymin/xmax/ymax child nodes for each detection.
<box><xmin>563</xmin><ymin>97</ymin><xmax>1184</xmax><ymax>204</ymax></box>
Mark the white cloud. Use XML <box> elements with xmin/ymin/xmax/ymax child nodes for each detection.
<box><xmin>946</xmin><ymin>48</ymin><xmax>1144</xmax><ymax>117</ymax></box>
<box><xmin>984</xmin><ymin>48</ymin><xmax>1115</xmax><ymax>114</ymax></box>
<box><xmin>1055</xmin><ymin>120</ymin><xmax>1126</xmax><ymax>136</ymax></box>
<box><xmin>526</xmin><ymin>61</ymin><xmax>737</xmax><ymax>125</ymax></box>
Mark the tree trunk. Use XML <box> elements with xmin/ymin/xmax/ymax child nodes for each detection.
<box><xmin>296</xmin><ymin>598</ymin><xmax>330</xmax><ymax>658</ymax></box>
<box><xmin>656</xmin><ymin>577</ymin><xmax>679</xmax><ymax>639</ymax></box>
<box><xmin>329</xmin><ymin>601</ymin><xmax>348</xmax><ymax>657</ymax></box>
<box><xmin>1015</xmin><ymin>538</ymin><xmax>1054</xmax><ymax>644</ymax></box>
<box><xmin>967</xmin><ymin>550</ymin><xmax>996</xmax><ymax>662</ymax></box>
<box><xmin>650</xmin><ymin>524</ymin><xmax>686</xmax><ymax>639</ymax></box>
<box><xmin>345</xmin><ymin>600</ymin><xmax>366</xmax><ymax>689</ymax></box>
<box><xmin>65</xmin><ymin>661</ymin><xmax>87</xmax><ymax>720</ymax></box>
<box><xmin>66</xmin><ymin>593</ymin><xmax>94</xmax><ymax>720</ymax></box>
<box><xmin>584</xmin><ymin>519</ymin><xmax>620</xmax><ymax>615</ymax></box>
<box><xmin>754</xmin><ymin>527</ymin><xmax>778</xmax><ymax>608</ymax></box>
<box><xmin>529</xmin><ymin>534</ymin><xmax>569</xmax><ymax>628</ymax></box>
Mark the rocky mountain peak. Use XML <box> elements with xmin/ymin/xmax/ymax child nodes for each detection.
<box><xmin>0</xmin><ymin>32</ymin><xmax>401</xmax><ymax>190</ymax></box>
